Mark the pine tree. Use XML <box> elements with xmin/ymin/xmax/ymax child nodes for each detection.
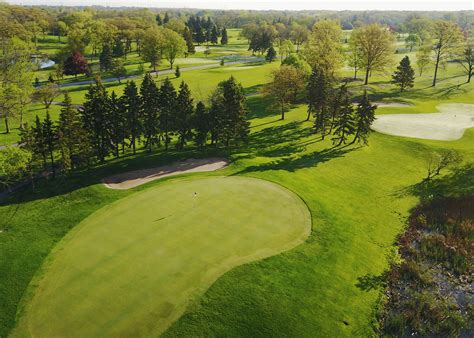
<box><xmin>121</xmin><ymin>81</ymin><xmax>142</xmax><ymax>155</ymax></box>
<box><xmin>331</xmin><ymin>90</ymin><xmax>355</xmax><ymax>146</ymax></box>
<box><xmin>175</xmin><ymin>81</ymin><xmax>194</xmax><ymax>149</ymax></box>
<box><xmin>58</xmin><ymin>91</ymin><xmax>91</xmax><ymax>169</ymax></box>
<box><xmin>391</xmin><ymin>56</ymin><xmax>415</xmax><ymax>92</ymax></box>
<box><xmin>82</xmin><ymin>78</ymin><xmax>112</xmax><ymax>162</ymax></box>
<box><xmin>99</xmin><ymin>44</ymin><xmax>113</xmax><ymax>72</ymax></box>
<box><xmin>211</xmin><ymin>25</ymin><xmax>219</xmax><ymax>45</ymax></box>
<box><xmin>156</xmin><ymin>14</ymin><xmax>163</xmax><ymax>26</ymax></box>
<box><xmin>307</xmin><ymin>68</ymin><xmax>333</xmax><ymax>138</ymax></box>
<box><xmin>183</xmin><ymin>27</ymin><xmax>195</xmax><ymax>54</ymax></box>
<box><xmin>112</xmin><ymin>38</ymin><xmax>125</xmax><ymax>58</ymax></box>
<box><xmin>42</xmin><ymin>111</ymin><xmax>57</xmax><ymax>178</ymax></box>
<box><xmin>175</xmin><ymin>65</ymin><xmax>181</xmax><ymax>78</ymax></box>
<box><xmin>32</xmin><ymin>115</ymin><xmax>47</xmax><ymax>168</ymax></box>
<box><xmin>351</xmin><ymin>91</ymin><xmax>377</xmax><ymax>145</ymax></box>
<box><xmin>193</xmin><ymin>101</ymin><xmax>209</xmax><ymax>147</ymax></box>
<box><xmin>266</xmin><ymin>46</ymin><xmax>277</xmax><ymax>62</ymax></box>
<box><xmin>221</xmin><ymin>27</ymin><xmax>228</xmax><ymax>45</ymax></box>
<box><xmin>163</xmin><ymin>12</ymin><xmax>170</xmax><ymax>24</ymax></box>
<box><xmin>140</xmin><ymin>74</ymin><xmax>160</xmax><ymax>151</ymax></box>
<box><xmin>159</xmin><ymin>78</ymin><xmax>177</xmax><ymax>150</ymax></box>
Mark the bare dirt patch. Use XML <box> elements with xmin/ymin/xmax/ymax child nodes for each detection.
<box><xmin>103</xmin><ymin>157</ymin><xmax>228</xmax><ymax>189</ymax></box>
<box><xmin>372</xmin><ymin>103</ymin><xmax>474</xmax><ymax>141</ymax></box>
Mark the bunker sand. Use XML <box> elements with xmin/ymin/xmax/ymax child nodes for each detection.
<box><xmin>103</xmin><ymin>157</ymin><xmax>228</xmax><ymax>189</ymax></box>
<box><xmin>372</xmin><ymin>103</ymin><xmax>474</xmax><ymax>141</ymax></box>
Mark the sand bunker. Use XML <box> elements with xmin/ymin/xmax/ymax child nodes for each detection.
<box><xmin>374</xmin><ymin>102</ymin><xmax>412</xmax><ymax>107</ymax></box>
<box><xmin>103</xmin><ymin>157</ymin><xmax>228</xmax><ymax>189</ymax></box>
<box><xmin>372</xmin><ymin>103</ymin><xmax>474</xmax><ymax>141</ymax></box>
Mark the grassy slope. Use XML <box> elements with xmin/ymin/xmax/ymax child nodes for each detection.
<box><xmin>12</xmin><ymin>176</ymin><xmax>310</xmax><ymax>337</ymax></box>
<box><xmin>1</xmin><ymin>44</ymin><xmax>473</xmax><ymax>336</ymax></box>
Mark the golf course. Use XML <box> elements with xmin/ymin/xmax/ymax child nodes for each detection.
<box><xmin>0</xmin><ymin>4</ymin><xmax>473</xmax><ymax>337</ymax></box>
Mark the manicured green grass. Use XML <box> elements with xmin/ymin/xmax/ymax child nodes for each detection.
<box><xmin>1</xmin><ymin>45</ymin><xmax>473</xmax><ymax>337</ymax></box>
<box><xmin>12</xmin><ymin>176</ymin><xmax>311</xmax><ymax>337</ymax></box>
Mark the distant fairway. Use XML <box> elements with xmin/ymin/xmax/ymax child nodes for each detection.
<box><xmin>13</xmin><ymin>176</ymin><xmax>311</xmax><ymax>337</ymax></box>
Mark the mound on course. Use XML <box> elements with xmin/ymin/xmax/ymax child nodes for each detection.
<box><xmin>13</xmin><ymin>176</ymin><xmax>311</xmax><ymax>337</ymax></box>
<box><xmin>103</xmin><ymin>157</ymin><xmax>228</xmax><ymax>189</ymax></box>
<box><xmin>372</xmin><ymin>103</ymin><xmax>474</xmax><ymax>140</ymax></box>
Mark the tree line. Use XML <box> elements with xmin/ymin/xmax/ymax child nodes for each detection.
<box><xmin>16</xmin><ymin>75</ymin><xmax>249</xmax><ymax>178</ymax></box>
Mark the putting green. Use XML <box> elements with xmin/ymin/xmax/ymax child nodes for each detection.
<box><xmin>13</xmin><ymin>176</ymin><xmax>311</xmax><ymax>337</ymax></box>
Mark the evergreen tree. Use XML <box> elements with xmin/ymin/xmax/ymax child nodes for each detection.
<box><xmin>159</xmin><ymin>78</ymin><xmax>177</xmax><ymax>150</ymax></box>
<box><xmin>121</xmin><ymin>81</ymin><xmax>142</xmax><ymax>155</ymax></box>
<box><xmin>108</xmin><ymin>91</ymin><xmax>124</xmax><ymax>157</ymax></box>
<box><xmin>42</xmin><ymin>111</ymin><xmax>57</xmax><ymax>178</ymax></box>
<box><xmin>82</xmin><ymin>78</ymin><xmax>112</xmax><ymax>162</ymax></box>
<box><xmin>351</xmin><ymin>91</ymin><xmax>377</xmax><ymax>145</ymax></box>
<box><xmin>175</xmin><ymin>81</ymin><xmax>194</xmax><ymax>149</ymax></box>
<box><xmin>163</xmin><ymin>12</ymin><xmax>170</xmax><ymax>24</ymax></box>
<box><xmin>32</xmin><ymin>115</ymin><xmax>47</xmax><ymax>168</ymax></box>
<box><xmin>156</xmin><ymin>14</ymin><xmax>163</xmax><ymax>26</ymax></box>
<box><xmin>99</xmin><ymin>44</ymin><xmax>113</xmax><ymax>72</ymax></box>
<box><xmin>58</xmin><ymin>91</ymin><xmax>91</xmax><ymax>169</ymax></box>
<box><xmin>196</xmin><ymin>27</ymin><xmax>205</xmax><ymax>45</ymax></box>
<box><xmin>112</xmin><ymin>38</ymin><xmax>125</xmax><ymax>58</ymax></box>
<box><xmin>193</xmin><ymin>101</ymin><xmax>209</xmax><ymax>147</ymax></box>
<box><xmin>221</xmin><ymin>27</ymin><xmax>228</xmax><ymax>45</ymax></box>
<box><xmin>266</xmin><ymin>46</ymin><xmax>277</xmax><ymax>62</ymax></box>
<box><xmin>391</xmin><ymin>56</ymin><xmax>415</xmax><ymax>92</ymax></box>
<box><xmin>140</xmin><ymin>74</ymin><xmax>160</xmax><ymax>151</ymax></box>
<box><xmin>331</xmin><ymin>90</ymin><xmax>355</xmax><ymax>146</ymax></box>
<box><xmin>175</xmin><ymin>65</ymin><xmax>181</xmax><ymax>78</ymax></box>
<box><xmin>211</xmin><ymin>25</ymin><xmax>219</xmax><ymax>45</ymax></box>
<box><xmin>307</xmin><ymin>68</ymin><xmax>333</xmax><ymax>138</ymax></box>
<box><xmin>183</xmin><ymin>26</ymin><xmax>195</xmax><ymax>54</ymax></box>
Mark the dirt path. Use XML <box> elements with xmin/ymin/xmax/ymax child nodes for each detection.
<box><xmin>103</xmin><ymin>157</ymin><xmax>228</xmax><ymax>189</ymax></box>
<box><xmin>372</xmin><ymin>103</ymin><xmax>474</xmax><ymax>141</ymax></box>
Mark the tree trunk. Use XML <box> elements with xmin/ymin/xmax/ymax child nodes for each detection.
<box><xmin>467</xmin><ymin>70</ymin><xmax>472</xmax><ymax>83</ymax></box>
<box><xmin>306</xmin><ymin>110</ymin><xmax>311</xmax><ymax>121</ymax></box>
<box><xmin>50</xmin><ymin>150</ymin><xmax>55</xmax><ymax>179</ymax></box>
<box><xmin>364</xmin><ymin>68</ymin><xmax>370</xmax><ymax>85</ymax></box>
<box><xmin>281</xmin><ymin>106</ymin><xmax>285</xmax><ymax>120</ymax></box>
<box><xmin>4</xmin><ymin>116</ymin><xmax>9</xmax><ymax>134</ymax></box>
<box><xmin>170</xmin><ymin>60</ymin><xmax>174</xmax><ymax>69</ymax></box>
<box><xmin>432</xmin><ymin>51</ymin><xmax>441</xmax><ymax>87</ymax></box>
<box><xmin>354</xmin><ymin>68</ymin><xmax>357</xmax><ymax>80</ymax></box>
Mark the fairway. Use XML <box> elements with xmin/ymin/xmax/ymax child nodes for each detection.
<box><xmin>13</xmin><ymin>176</ymin><xmax>311</xmax><ymax>337</ymax></box>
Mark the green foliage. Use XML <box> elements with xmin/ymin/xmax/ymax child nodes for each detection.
<box><xmin>265</xmin><ymin>45</ymin><xmax>277</xmax><ymax>62</ymax></box>
<box><xmin>0</xmin><ymin>146</ymin><xmax>32</xmax><ymax>189</ymax></box>
<box><xmin>392</xmin><ymin>56</ymin><xmax>415</xmax><ymax>92</ymax></box>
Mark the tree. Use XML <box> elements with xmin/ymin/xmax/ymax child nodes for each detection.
<box><xmin>140</xmin><ymin>73</ymin><xmax>160</xmax><ymax>151</ymax></box>
<box><xmin>279</xmin><ymin>39</ymin><xmax>295</xmax><ymax>61</ymax></box>
<box><xmin>111</xmin><ymin>58</ymin><xmax>126</xmax><ymax>83</ymax></box>
<box><xmin>266</xmin><ymin>46</ymin><xmax>277</xmax><ymax>62</ymax></box>
<box><xmin>175</xmin><ymin>65</ymin><xmax>181</xmax><ymax>78</ymax></box>
<box><xmin>42</xmin><ymin>111</ymin><xmax>57</xmax><ymax>178</ymax></box>
<box><xmin>99</xmin><ymin>44</ymin><xmax>113</xmax><ymax>71</ymax></box>
<box><xmin>331</xmin><ymin>90</ymin><xmax>355</xmax><ymax>146</ymax></box>
<box><xmin>304</xmin><ymin>20</ymin><xmax>343</xmax><ymax>77</ymax></box>
<box><xmin>112</xmin><ymin>38</ymin><xmax>125</xmax><ymax>58</ymax></box>
<box><xmin>63</xmin><ymin>51</ymin><xmax>89</xmax><ymax>79</ymax></box>
<box><xmin>33</xmin><ymin>83</ymin><xmax>60</xmax><ymax>109</ymax></box>
<box><xmin>156</xmin><ymin>14</ymin><xmax>163</xmax><ymax>26</ymax></box>
<box><xmin>58</xmin><ymin>91</ymin><xmax>91</xmax><ymax>169</ymax></box>
<box><xmin>32</xmin><ymin>115</ymin><xmax>47</xmax><ymax>168</ymax></box>
<box><xmin>193</xmin><ymin>101</ymin><xmax>209</xmax><ymax>147</ymax></box>
<box><xmin>347</xmin><ymin>36</ymin><xmax>363</xmax><ymax>79</ymax></box>
<box><xmin>162</xmin><ymin>28</ymin><xmax>186</xmax><ymax>69</ymax></box>
<box><xmin>352</xmin><ymin>24</ymin><xmax>395</xmax><ymax>85</ymax></box>
<box><xmin>163</xmin><ymin>12</ymin><xmax>170</xmax><ymax>25</ymax></box>
<box><xmin>121</xmin><ymin>81</ymin><xmax>142</xmax><ymax>155</ymax></box>
<box><xmin>204</xmin><ymin>46</ymin><xmax>211</xmax><ymax>58</ymax></box>
<box><xmin>211</xmin><ymin>25</ymin><xmax>219</xmax><ymax>45</ymax></box>
<box><xmin>175</xmin><ymin>82</ymin><xmax>194</xmax><ymax>149</ymax></box>
<box><xmin>457</xmin><ymin>45</ymin><xmax>473</xmax><ymax>83</ymax></box>
<box><xmin>416</xmin><ymin>46</ymin><xmax>431</xmax><ymax>76</ymax></box>
<box><xmin>221</xmin><ymin>27</ymin><xmax>228</xmax><ymax>45</ymax></box>
<box><xmin>109</xmin><ymin>91</ymin><xmax>126</xmax><ymax>157</ymax></box>
<box><xmin>431</xmin><ymin>21</ymin><xmax>464</xmax><ymax>87</ymax></box>
<box><xmin>405</xmin><ymin>34</ymin><xmax>421</xmax><ymax>52</ymax></box>
<box><xmin>351</xmin><ymin>91</ymin><xmax>376</xmax><ymax>145</ymax></box>
<box><xmin>290</xmin><ymin>24</ymin><xmax>309</xmax><ymax>52</ymax></box>
<box><xmin>183</xmin><ymin>26</ymin><xmax>195</xmax><ymax>54</ymax></box>
<box><xmin>82</xmin><ymin>78</ymin><xmax>112</xmax><ymax>162</ymax></box>
<box><xmin>141</xmin><ymin>27</ymin><xmax>163</xmax><ymax>73</ymax></box>
<box><xmin>159</xmin><ymin>78</ymin><xmax>177</xmax><ymax>150</ymax></box>
<box><xmin>307</xmin><ymin>68</ymin><xmax>333</xmax><ymax>137</ymax></box>
<box><xmin>0</xmin><ymin>146</ymin><xmax>32</xmax><ymax>190</ymax></box>
<box><xmin>264</xmin><ymin>65</ymin><xmax>305</xmax><ymax>120</ymax></box>
<box><xmin>392</xmin><ymin>56</ymin><xmax>415</xmax><ymax>92</ymax></box>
